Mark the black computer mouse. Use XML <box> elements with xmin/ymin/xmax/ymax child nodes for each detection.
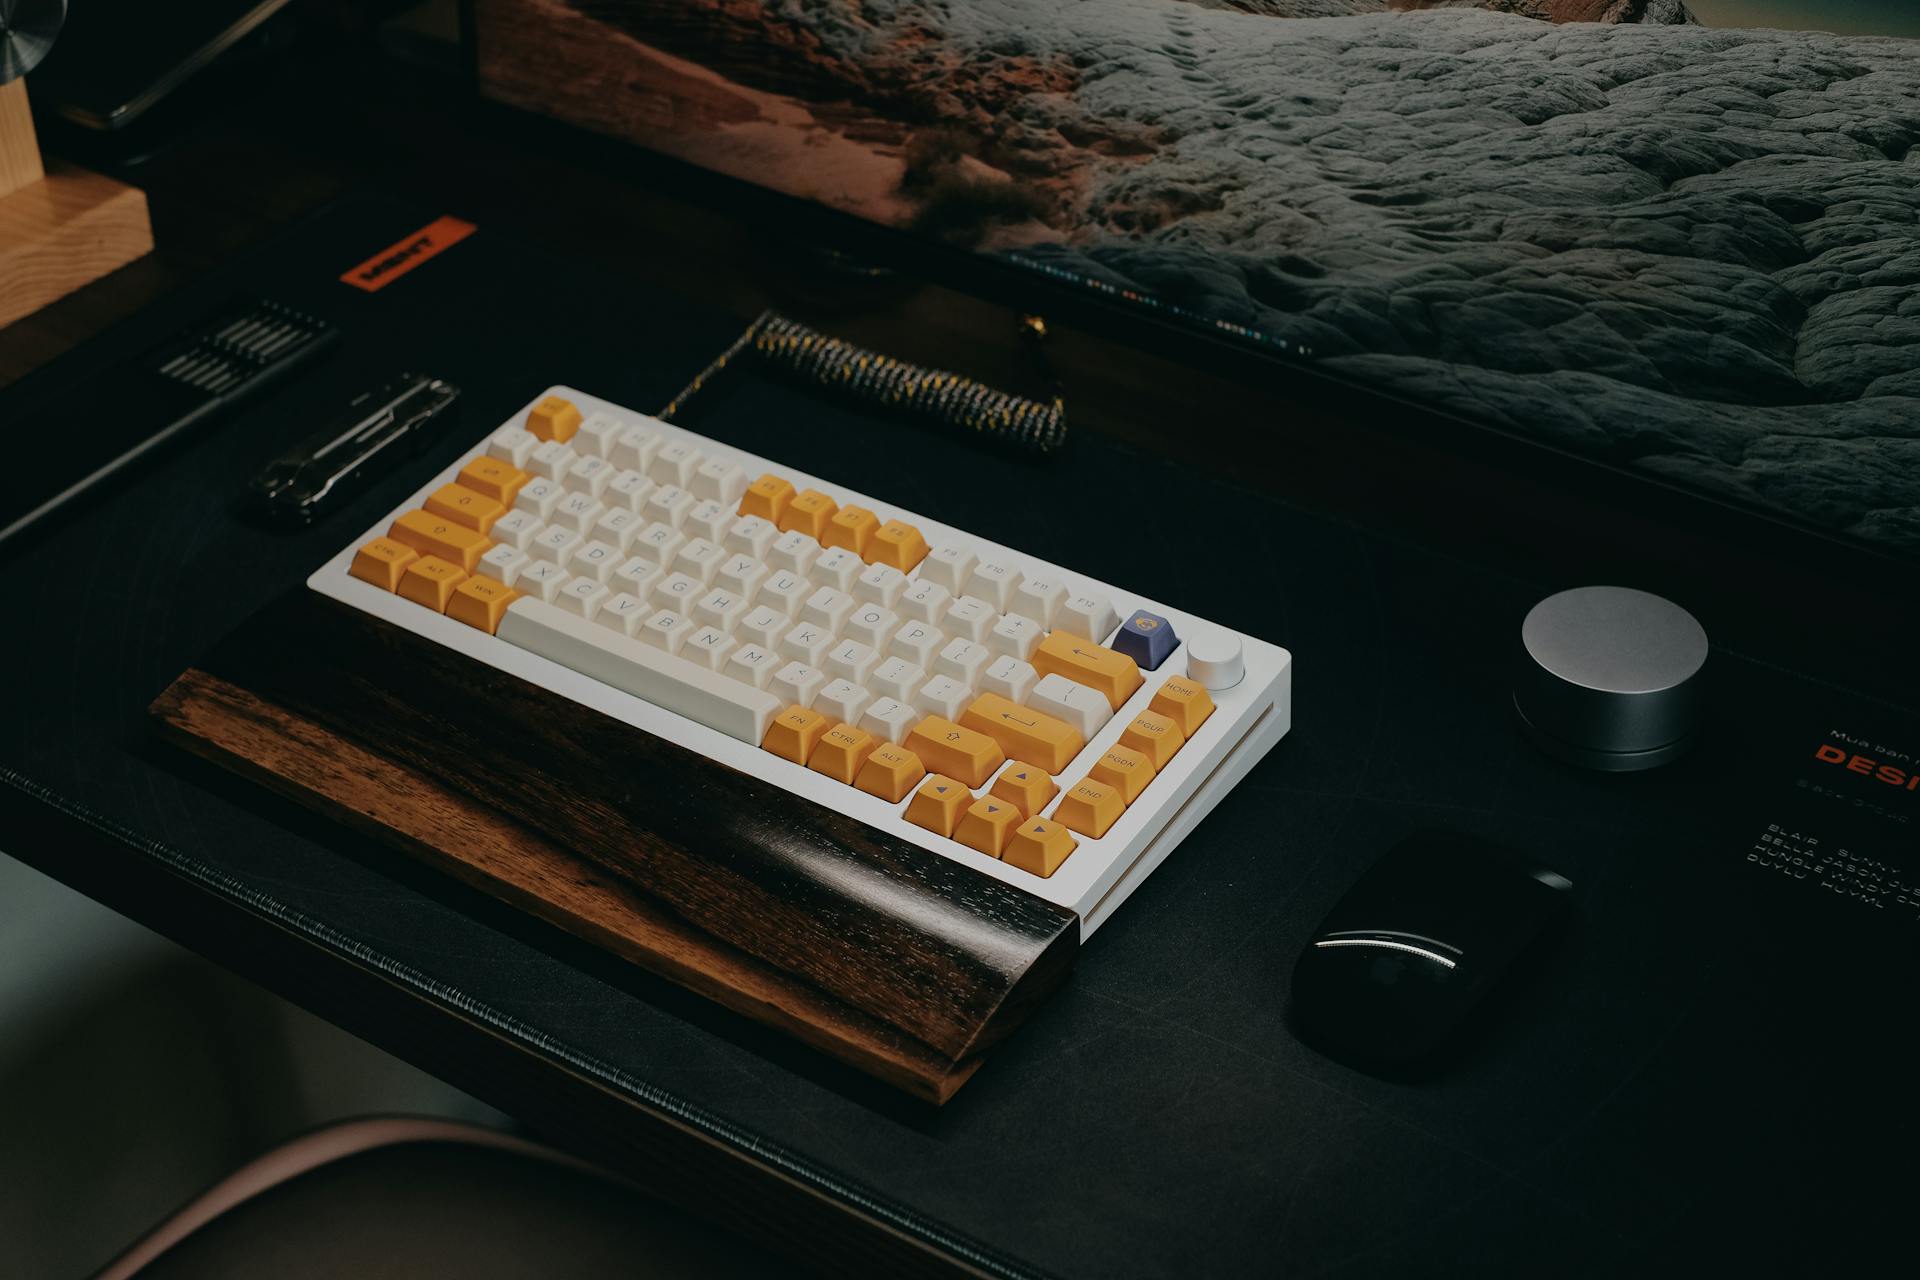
<box><xmin>1290</xmin><ymin>831</ymin><xmax>1573</xmax><ymax>1072</ymax></box>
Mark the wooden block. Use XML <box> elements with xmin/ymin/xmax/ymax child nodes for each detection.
<box><xmin>151</xmin><ymin>592</ymin><xmax>1081</xmax><ymax>1102</ymax></box>
<box><xmin>0</xmin><ymin>79</ymin><xmax>44</xmax><ymax>197</ymax></box>
<box><xmin>0</xmin><ymin>162</ymin><xmax>155</xmax><ymax>330</ymax></box>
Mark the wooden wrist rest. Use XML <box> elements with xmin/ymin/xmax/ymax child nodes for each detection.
<box><xmin>150</xmin><ymin>592</ymin><xmax>1079</xmax><ymax>1102</ymax></box>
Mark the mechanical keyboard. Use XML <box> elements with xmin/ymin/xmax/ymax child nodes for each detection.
<box><xmin>311</xmin><ymin>388</ymin><xmax>1292</xmax><ymax>933</ymax></box>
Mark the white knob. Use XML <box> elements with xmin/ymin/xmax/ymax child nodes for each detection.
<box><xmin>1185</xmin><ymin>629</ymin><xmax>1244</xmax><ymax>691</ymax></box>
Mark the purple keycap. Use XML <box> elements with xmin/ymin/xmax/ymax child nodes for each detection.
<box><xmin>1113</xmin><ymin>608</ymin><xmax>1178</xmax><ymax>670</ymax></box>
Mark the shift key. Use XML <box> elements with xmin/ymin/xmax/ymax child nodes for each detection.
<box><xmin>960</xmin><ymin>693</ymin><xmax>1085</xmax><ymax>775</ymax></box>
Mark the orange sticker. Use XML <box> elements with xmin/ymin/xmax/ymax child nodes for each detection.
<box><xmin>340</xmin><ymin>216</ymin><xmax>476</xmax><ymax>292</ymax></box>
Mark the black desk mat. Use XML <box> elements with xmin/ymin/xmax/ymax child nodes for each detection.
<box><xmin>4</xmin><ymin>198</ymin><xmax>1917</xmax><ymax>1277</ymax></box>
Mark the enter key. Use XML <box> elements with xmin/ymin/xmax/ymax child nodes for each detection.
<box><xmin>960</xmin><ymin>693</ymin><xmax>1086</xmax><ymax>775</ymax></box>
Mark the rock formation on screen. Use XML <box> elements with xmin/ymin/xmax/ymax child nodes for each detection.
<box><xmin>496</xmin><ymin>0</ymin><xmax>1920</xmax><ymax>549</ymax></box>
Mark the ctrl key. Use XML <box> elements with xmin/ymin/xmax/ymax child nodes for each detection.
<box><xmin>348</xmin><ymin>536</ymin><xmax>418</xmax><ymax>591</ymax></box>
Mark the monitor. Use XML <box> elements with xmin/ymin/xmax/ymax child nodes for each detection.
<box><xmin>468</xmin><ymin>1</ymin><xmax>1920</xmax><ymax>557</ymax></box>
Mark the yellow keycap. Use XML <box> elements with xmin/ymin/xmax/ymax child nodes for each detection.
<box><xmin>425</xmin><ymin>482</ymin><xmax>507</xmax><ymax>533</ymax></box>
<box><xmin>1003</xmin><ymin>817</ymin><xmax>1079</xmax><ymax>877</ymax></box>
<box><xmin>1118</xmin><ymin>709</ymin><xmax>1185</xmax><ymax>770</ymax></box>
<box><xmin>458</xmin><ymin>456</ymin><xmax>530</xmax><ymax>504</ymax></box>
<box><xmin>762</xmin><ymin>705</ymin><xmax>830</xmax><ymax>764</ymax></box>
<box><xmin>989</xmin><ymin>766</ymin><xmax>1058</xmax><ymax>819</ymax></box>
<box><xmin>740</xmin><ymin>473</ymin><xmax>796</xmax><ymax>522</ymax></box>
<box><xmin>808</xmin><ymin>723</ymin><xmax>879</xmax><ymax>785</ymax></box>
<box><xmin>1055</xmin><ymin>777</ymin><xmax>1125</xmax><ymax>839</ymax></box>
<box><xmin>348</xmin><ymin>536</ymin><xmax>417</xmax><ymax>591</ymax></box>
<box><xmin>1149</xmin><ymin>676</ymin><xmax>1216</xmax><ymax>738</ymax></box>
<box><xmin>390</xmin><ymin>509</ymin><xmax>491</xmax><ymax>571</ymax></box>
<box><xmin>1089</xmin><ymin>746</ymin><xmax>1156</xmax><ymax>804</ymax></box>
<box><xmin>855</xmin><ymin>743</ymin><xmax>926</xmax><ymax>803</ymax></box>
<box><xmin>447</xmin><ymin>576</ymin><xmax>519</xmax><ymax>634</ymax></box>
<box><xmin>905</xmin><ymin>717</ymin><xmax>1006</xmax><ymax>789</ymax></box>
<box><xmin>397</xmin><ymin>556</ymin><xmax>468</xmax><ymax>612</ymax></box>
<box><xmin>527</xmin><ymin>394</ymin><xmax>582</xmax><ymax>442</ymax></box>
<box><xmin>904</xmin><ymin>774</ymin><xmax>970</xmax><ymax>837</ymax></box>
<box><xmin>954</xmin><ymin>797</ymin><xmax>1021</xmax><ymax>858</ymax></box>
<box><xmin>959</xmin><ymin>694</ymin><xmax>1085</xmax><ymax>776</ymax></box>
<box><xmin>822</xmin><ymin>505</ymin><xmax>880</xmax><ymax>557</ymax></box>
<box><xmin>868</xmin><ymin>520</ymin><xmax>929</xmax><ymax>571</ymax></box>
<box><xmin>777</xmin><ymin>489</ymin><xmax>838</xmax><ymax>540</ymax></box>
<box><xmin>1032</xmin><ymin>631</ymin><xmax>1144</xmax><ymax>711</ymax></box>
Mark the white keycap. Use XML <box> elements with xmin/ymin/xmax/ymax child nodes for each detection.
<box><xmin>922</xmin><ymin>544</ymin><xmax>975</xmax><ymax>594</ymax></box>
<box><xmin>500</xmin><ymin>599</ymin><xmax>781</xmax><ymax>744</ymax></box>
<box><xmin>779</xmin><ymin>622</ymin><xmax>833</xmax><ymax>666</ymax></box>
<box><xmin>853</xmin><ymin>563</ymin><xmax>907</xmax><ymax>608</ymax></box>
<box><xmin>643</xmin><ymin>485</ymin><xmax>694</xmax><ymax>529</ymax></box>
<box><xmin>943</xmin><ymin>595</ymin><xmax>997</xmax><ymax>642</ymax></box>
<box><xmin>612</xmin><ymin>425</ymin><xmax>659</xmax><ymax>472</ymax></box>
<box><xmin>558</xmin><ymin>577</ymin><xmax>609</xmax><ymax>619</ymax></box>
<box><xmin>725</xmin><ymin>515</ymin><xmax>777</xmax><ymax>559</ymax></box>
<box><xmin>1059</xmin><ymin>593</ymin><xmax>1119</xmax><ymax>642</ymax></box>
<box><xmin>692</xmin><ymin>458</ymin><xmax>748</xmax><ymax>505</ymax></box>
<box><xmin>479</xmin><ymin>543</ymin><xmax>529</xmax><ymax>586</ymax></box>
<box><xmin>553</xmin><ymin>492</ymin><xmax>605</xmax><ymax>534</ymax></box>
<box><xmin>612</xmin><ymin>555</ymin><xmax>664</xmax><ymax>599</ymax></box>
<box><xmin>769</xmin><ymin>531</ymin><xmax>820</xmax><ymax>575</ymax></box>
<box><xmin>1011</xmin><ymin>576</ymin><xmax>1066</xmax><ymax>628</ymax></box>
<box><xmin>815</xmin><ymin>679</ymin><xmax>870</xmax><ymax>726</ymax></box>
<box><xmin>640</xmin><ymin>609</ymin><xmax>693</xmax><ymax>654</ymax></box>
<box><xmin>981</xmin><ymin>655</ymin><xmax>1038</xmax><ymax>704</ymax></box>
<box><xmin>590</xmin><ymin>507</ymin><xmax>641</xmax><ymax>551</ymax></box>
<box><xmin>1030</xmin><ymin>672</ymin><xmax>1113</xmax><ymax>738</ymax></box>
<box><xmin>531</xmin><ymin>525</ymin><xmax>581</xmax><ymax>564</ymax></box>
<box><xmin>824</xmin><ymin>638</ymin><xmax>878</xmax><ymax>685</ymax></box>
<box><xmin>514</xmin><ymin>476</ymin><xmax>564</xmax><ymax>520</ymax></box>
<box><xmin>755</xmin><ymin>568</ymin><xmax>811</xmax><ymax>616</ymax></box>
<box><xmin>812</xmin><ymin>547</ymin><xmax>864</xmax><ymax>592</ymax></box>
<box><xmin>682</xmin><ymin>625</ymin><xmax>738</xmax><ymax>671</ymax></box>
<box><xmin>487</xmin><ymin>425</ymin><xmax>538</xmax><ymax>468</ymax></box>
<box><xmin>488</xmin><ymin>508</ymin><xmax>543</xmax><ymax>551</ymax></box>
<box><xmin>988</xmin><ymin>613</ymin><xmax>1044</xmax><ymax>661</ymax></box>
<box><xmin>694</xmin><ymin>587</ymin><xmax>750</xmax><ymax>633</ymax></box>
<box><xmin>869</xmin><ymin>657</ymin><xmax>925</xmax><ymax>702</ymax></box>
<box><xmin>650</xmin><ymin>571</ymin><xmax>703</xmax><ymax>614</ymax></box>
<box><xmin>567</xmin><ymin>539</ymin><xmax>622</xmax><ymax>583</ymax></box>
<box><xmin>859</xmin><ymin>696</ymin><xmax>918</xmax><ymax>745</ymax></box>
<box><xmin>604</xmin><ymin>469</ymin><xmax>655</xmax><ymax>513</ymax></box>
<box><xmin>716</xmin><ymin>554</ymin><xmax>768</xmax><ymax>597</ymax></box>
<box><xmin>725</xmin><ymin>643</ymin><xmax>782</xmax><ymax>690</ymax></box>
<box><xmin>566</xmin><ymin>455</ymin><xmax>613</xmax><ymax>498</ymax></box>
<box><xmin>673</xmin><ymin>537</ymin><xmax>726</xmax><ymax>584</ymax></box>
<box><xmin>935</xmin><ymin>637</ymin><xmax>991</xmax><ymax>685</ymax></box>
<box><xmin>576</xmin><ymin>412</ymin><xmax>622</xmax><ymax>457</ymax></box>
<box><xmin>889</xmin><ymin>620</ymin><xmax>945</xmax><ymax>666</ymax></box>
<box><xmin>528</xmin><ymin>440</ymin><xmax>578</xmax><ymax>481</ymax></box>
<box><xmin>771</xmin><ymin>661</ymin><xmax>827</xmax><ymax>708</ymax></box>
<box><xmin>634</xmin><ymin>522</ymin><xmax>685</xmax><ymax>560</ymax></box>
<box><xmin>844</xmin><ymin>604</ymin><xmax>897</xmax><ymax>650</ymax></box>
<box><xmin>685</xmin><ymin>498</ymin><xmax>732</xmax><ymax>543</ymax></box>
<box><xmin>965</xmin><ymin>559</ymin><xmax>1022</xmax><ymax>611</ymax></box>
<box><xmin>898</xmin><ymin>578</ymin><xmax>950</xmax><ymax>624</ymax></box>
<box><xmin>914</xmin><ymin>675</ymin><xmax>972</xmax><ymax>721</ymax></box>
<box><xmin>648</xmin><ymin>440</ymin><xmax>702</xmax><ymax>487</ymax></box>
<box><xmin>514</xmin><ymin>561</ymin><xmax>569</xmax><ymax>602</ymax></box>
<box><xmin>799</xmin><ymin>586</ymin><xmax>854</xmax><ymax>632</ymax></box>
<box><xmin>595</xmin><ymin>592</ymin><xmax>650</xmax><ymax>637</ymax></box>
<box><xmin>737</xmin><ymin>605</ymin><xmax>789</xmax><ymax>650</ymax></box>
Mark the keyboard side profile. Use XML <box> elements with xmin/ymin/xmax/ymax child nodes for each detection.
<box><xmin>309</xmin><ymin>387</ymin><xmax>1293</xmax><ymax>933</ymax></box>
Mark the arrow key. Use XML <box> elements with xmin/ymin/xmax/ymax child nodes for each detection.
<box><xmin>1004</xmin><ymin>816</ymin><xmax>1079</xmax><ymax>877</ymax></box>
<box><xmin>905</xmin><ymin>773</ymin><xmax>970</xmax><ymax>838</ymax></box>
<box><xmin>990</xmin><ymin>765</ymin><xmax>1060</xmax><ymax>819</ymax></box>
<box><xmin>955</xmin><ymin>797</ymin><xmax>1022</xmax><ymax>857</ymax></box>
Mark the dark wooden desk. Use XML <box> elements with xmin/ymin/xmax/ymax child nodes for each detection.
<box><xmin>6</xmin><ymin>25</ymin><xmax>1916</xmax><ymax>1280</ymax></box>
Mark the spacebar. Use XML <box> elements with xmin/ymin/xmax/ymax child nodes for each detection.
<box><xmin>496</xmin><ymin>597</ymin><xmax>783</xmax><ymax>744</ymax></box>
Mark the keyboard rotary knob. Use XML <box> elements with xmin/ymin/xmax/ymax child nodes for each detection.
<box><xmin>1184</xmin><ymin>629</ymin><xmax>1244</xmax><ymax>692</ymax></box>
